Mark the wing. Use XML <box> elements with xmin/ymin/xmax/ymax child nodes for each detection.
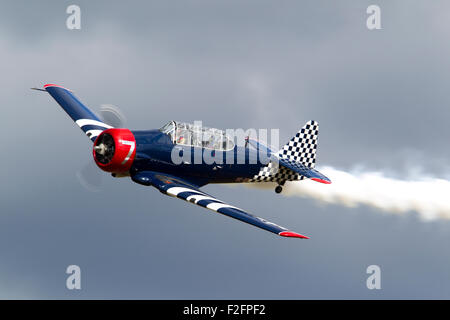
<box><xmin>132</xmin><ymin>171</ymin><xmax>309</xmax><ymax>239</ymax></box>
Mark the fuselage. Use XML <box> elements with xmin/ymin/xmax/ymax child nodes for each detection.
<box><xmin>130</xmin><ymin>130</ymin><xmax>267</xmax><ymax>185</ymax></box>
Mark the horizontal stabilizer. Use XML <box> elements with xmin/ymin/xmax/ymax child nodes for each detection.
<box><xmin>277</xmin><ymin>157</ymin><xmax>331</xmax><ymax>184</ymax></box>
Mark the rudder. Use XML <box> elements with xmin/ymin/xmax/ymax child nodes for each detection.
<box><xmin>276</xmin><ymin>120</ymin><xmax>319</xmax><ymax>169</ymax></box>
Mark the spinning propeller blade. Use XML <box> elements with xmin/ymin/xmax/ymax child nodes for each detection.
<box><xmin>76</xmin><ymin>104</ymin><xmax>127</xmax><ymax>191</ymax></box>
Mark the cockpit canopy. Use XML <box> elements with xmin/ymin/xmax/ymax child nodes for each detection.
<box><xmin>160</xmin><ymin>121</ymin><xmax>235</xmax><ymax>151</ymax></box>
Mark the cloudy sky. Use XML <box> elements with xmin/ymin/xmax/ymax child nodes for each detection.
<box><xmin>1</xmin><ymin>0</ymin><xmax>450</xmax><ymax>298</ymax></box>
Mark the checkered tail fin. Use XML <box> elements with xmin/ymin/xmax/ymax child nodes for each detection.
<box><xmin>276</xmin><ymin>120</ymin><xmax>319</xmax><ymax>169</ymax></box>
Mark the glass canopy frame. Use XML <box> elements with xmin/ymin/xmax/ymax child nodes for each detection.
<box><xmin>160</xmin><ymin>121</ymin><xmax>235</xmax><ymax>151</ymax></box>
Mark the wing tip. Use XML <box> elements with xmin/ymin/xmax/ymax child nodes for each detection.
<box><xmin>311</xmin><ymin>178</ymin><xmax>332</xmax><ymax>184</ymax></box>
<box><xmin>279</xmin><ymin>231</ymin><xmax>309</xmax><ymax>239</ymax></box>
<box><xmin>43</xmin><ymin>83</ymin><xmax>72</xmax><ymax>92</ymax></box>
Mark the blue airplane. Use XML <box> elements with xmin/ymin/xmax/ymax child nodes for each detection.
<box><xmin>33</xmin><ymin>84</ymin><xmax>331</xmax><ymax>239</ymax></box>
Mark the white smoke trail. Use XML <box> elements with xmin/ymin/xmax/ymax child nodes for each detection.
<box><xmin>251</xmin><ymin>166</ymin><xmax>450</xmax><ymax>220</ymax></box>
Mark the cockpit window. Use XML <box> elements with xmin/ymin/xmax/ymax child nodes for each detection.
<box><xmin>159</xmin><ymin>121</ymin><xmax>176</xmax><ymax>141</ymax></box>
<box><xmin>161</xmin><ymin>121</ymin><xmax>235</xmax><ymax>151</ymax></box>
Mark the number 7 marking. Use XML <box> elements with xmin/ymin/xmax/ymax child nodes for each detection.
<box><xmin>119</xmin><ymin>139</ymin><xmax>135</xmax><ymax>164</ymax></box>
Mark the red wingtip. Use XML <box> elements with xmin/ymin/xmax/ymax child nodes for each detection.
<box><xmin>279</xmin><ymin>231</ymin><xmax>309</xmax><ymax>239</ymax></box>
<box><xmin>311</xmin><ymin>178</ymin><xmax>331</xmax><ymax>184</ymax></box>
<box><xmin>43</xmin><ymin>84</ymin><xmax>72</xmax><ymax>91</ymax></box>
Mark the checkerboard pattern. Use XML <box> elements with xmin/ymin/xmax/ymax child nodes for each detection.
<box><xmin>276</xmin><ymin>120</ymin><xmax>319</xmax><ymax>169</ymax></box>
<box><xmin>249</xmin><ymin>120</ymin><xmax>319</xmax><ymax>183</ymax></box>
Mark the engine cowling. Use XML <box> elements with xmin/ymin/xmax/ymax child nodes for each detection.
<box><xmin>93</xmin><ymin>128</ymin><xmax>136</xmax><ymax>173</ymax></box>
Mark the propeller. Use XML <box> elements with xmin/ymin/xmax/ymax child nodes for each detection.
<box><xmin>98</xmin><ymin>104</ymin><xmax>127</xmax><ymax>128</ymax></box>
<box><xmin>76</xmin><ymin>104</ymin><xmax>127</xmax><ymax>192</ymax></box>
